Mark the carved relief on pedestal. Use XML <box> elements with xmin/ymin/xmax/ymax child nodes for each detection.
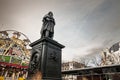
<box><xmin>28</xmin><ymin>44</ymin><xmax>42</xmax><ymax>74</ymax></box>
<box><xmin>49</xmin><ymin>51</ymin><xmax>57</xmax><ymax>61</ymax></box>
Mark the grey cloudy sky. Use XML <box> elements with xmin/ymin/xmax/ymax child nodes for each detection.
<box><xmin>0</xmin><ymin>0</ymin><xmax>120</xmax><ymax>61</ymax></box>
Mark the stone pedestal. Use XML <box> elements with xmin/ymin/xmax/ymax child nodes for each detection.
<box><xmin>27</xmin><ymin>37</ymin><xmax>65</xmax><ymax>80</ymax></box>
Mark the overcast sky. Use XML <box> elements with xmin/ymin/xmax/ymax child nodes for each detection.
<box><xmin>0</xmin><ymin>0</ymin><xmax>120</xmax><ymax>61</ymax></box>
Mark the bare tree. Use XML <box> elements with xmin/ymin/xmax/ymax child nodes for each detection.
<box><xmin>73</xmin><ymin>53</ymin><xmax>102</xmax><ymax>67</ymax></box>
<box><xmin>73</xmin><ymin>56</ymin><xmax>91</xmax><ymax>67</ymax></box>
<box><xmin>90</xmin><ymin>54</ymin><xmax>102</xmax><ymax>66</ymax></box>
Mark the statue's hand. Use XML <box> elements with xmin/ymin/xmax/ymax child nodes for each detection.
<box><xmin>46</xmin><ymin>17</ymin><xmax>53</xmax><ymax>21</ymax></box>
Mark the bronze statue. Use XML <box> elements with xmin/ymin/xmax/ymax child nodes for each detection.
<box><xmin>40</xmin><ymin>11</ymin><xmax>55</xmax><ymax>39</ymax></box>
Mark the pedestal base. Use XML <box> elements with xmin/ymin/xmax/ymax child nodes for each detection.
<box><xmin>27</xmin><ymin>37</ymin><xmax>65</xmax><ymax>80</ymax></box>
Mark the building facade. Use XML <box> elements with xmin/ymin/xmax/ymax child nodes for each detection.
<box><xmin>62</xmin><ymin>61</ymin><xmax>85</xmax><ymax>80</ymax></box>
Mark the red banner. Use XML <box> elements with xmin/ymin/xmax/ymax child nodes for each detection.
<box><xmin>0</xmin><ymin>62</ymin><xmax>28</xmax><ymax>69</ymax></box>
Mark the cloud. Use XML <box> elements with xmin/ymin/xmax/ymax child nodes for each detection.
<box><xmin>0</xmin><ymin>0</ymin><xmax>120</xmax><ymax>61</ymax></box>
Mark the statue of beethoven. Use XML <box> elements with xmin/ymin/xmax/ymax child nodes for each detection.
<box><xmin>40</xmin><ymin>11</ymin><xmax>55</xmax><ymax>39</ymax></box>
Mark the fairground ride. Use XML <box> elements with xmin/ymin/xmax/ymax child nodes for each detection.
<box><xmin>0</xmin><ymin>30</ymin><xmax>31</xmax><ymax>79</ymax></box>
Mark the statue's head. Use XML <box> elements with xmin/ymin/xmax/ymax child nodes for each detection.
<box><xmin>48</xmin><ymin>11</ymin><xmax>53</xmax><ymax>17</ymax></box>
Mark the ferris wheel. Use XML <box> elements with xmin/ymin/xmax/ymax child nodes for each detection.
<box><xmin>0</xmin><ymin>30</ymin><xmax>31</xmax><ymax>63</ymax></box>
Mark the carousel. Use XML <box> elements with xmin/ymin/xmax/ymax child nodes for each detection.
<box><xmin>0</xmin><ymin>30</ymin><xmax>31</xmax><ymax>80</ymax></box>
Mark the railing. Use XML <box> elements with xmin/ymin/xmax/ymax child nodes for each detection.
<box><xmin>62</xmin><ymin>64</ymin><xmax>120</xmax><ymax>80</ymax></box>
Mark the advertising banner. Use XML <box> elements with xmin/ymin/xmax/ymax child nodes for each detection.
<box><xmin>0</xmin><ymin>55</ymin><xmax>11</xmax><ymax>63</ymax></box>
